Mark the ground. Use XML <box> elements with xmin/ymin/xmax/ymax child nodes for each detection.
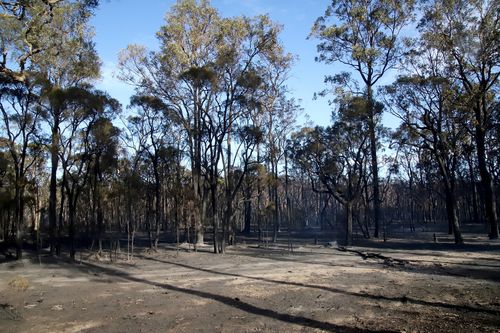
<box><xmin>1</xmin><ymin>233</ymin><xmax>500</xmax><ymax>333</ymax></box>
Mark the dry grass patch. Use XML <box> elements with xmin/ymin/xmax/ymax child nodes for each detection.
<box><xmin>8</xmin><ymin>276</ymin><xmax>29</xmax><ymax>291</ymax></box>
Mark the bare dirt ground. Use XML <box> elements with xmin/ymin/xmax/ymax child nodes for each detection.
<box><xmin>1</xmin><ymin>234</ymin><xmax>500</xmax><ymax>333</ymax></box>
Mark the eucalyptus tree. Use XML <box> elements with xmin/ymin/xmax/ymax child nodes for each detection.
<box><xmin>389</xmin><ymin>99</ymin><xmax>465</xmax><ymax>243</ymax></box>
<box><xmin>264</xmin><ymin>95</ymin><xmax>300</xmax><ymax>242</ymax></box>
<box><xmin>1</xmin><ymin>0</ymin><xmax>109</xmax><ymax>258</ymax></box>
<box><xmin>259</xmin><ymin>52</ymin><xmax>298</xmax><ymax>241</ymax></box>
<box><xmin>311</xmin><ymin>0</ymin><xmax>416</xmax><ymax>237</ymax></box>
<box><xmin>384</xmin><ymin>46</ymin><xmax>467</xmax><ymax>244</ymax></box>
<box><xmin>127</xmin><ymin>95</ymin><xmax>176</xmax><ymax>250</ymax></box>
<box><xmin>118</xmin><ymin>0</ymin><xmax>292</xmax><ymax>252</ymax></box>
<box><xmin>88</xmin><ymin>116</ymin><xmax>120</xmax><ymax>252</ymax></box>
<box><xmin>0</xmin><ymin>81</ymin><xmax>43</xmax><ymax>258</ymax></box>
<box><xmin>0</xmin><ymin>0</ymin><xmax>62</xmax><ymax>84</ymax></box>
<box><xmin>36</xmin><ymin>1</ymin><xmax>99</xmax><ymax>254</ymax></box>
<box><xmin>119</xmin><ymin>0</ymin><xmax>223</xmax><ymax>245</ymax></box>
<box><xmin>390</xmin><ymin>133</ymin><xmax>422</xmax><ymax>231</ymax></box>
<box><xmin>0</xmin><ymin>0</ymin><xmax>99</xmax><ymax>84</ymax></box>
<box><xmin>291</xmin><ymin>97</ymin><xmax>371</xmax><ymax>245</ymax></box>
<box><xmin>114</xmin><ymin>157</ymin><xmax>146</xmax><ymax>260</ymax></box>
<box><xmin>58</xmin><ymin>88</ymin><xmax>119</xmax><ymax>259</ymax></box>
<box><xmin>419</xmin><ymin>0</ymin><xmax>499</xmax><ymax>238</ymax></box>
<box><xmin>216</xmin><ymin>33</ymin><xmax>294</xmax><ymax>250</ymax></box>
<box><xmin>241</xmin><ymin>162</ymin><xmax>258</xmax><ymax>235</ymax></box>
<box><xmin>219</xmin><ymin>120</ymin><xmax>263</xmax><ymax>252</ymax></box>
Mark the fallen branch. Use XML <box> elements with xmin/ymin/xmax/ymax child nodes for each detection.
<box><xmin>336</xmin><ymin>246</ymin><xmax>410</xmax><ymax>267</ymax></box>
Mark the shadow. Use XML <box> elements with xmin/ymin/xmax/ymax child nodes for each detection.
<box><xmin>389</xmin><ymin>257</ymin><xmax>500</xmax><ymax>269</ymax></box>
<box><xmin>75</xmin><ymin>260</ymin><xmax>393</xmax><ymax>333</ymax></box>
<box><xmin>228</xmin><ymin>245</ymin><xmax>500</xmax><ymax>283</ymax></box>
<box><xmin>158</xmin><ymin>242</ymin><xmax>365</xmax><ymax>271</ymax></box>
<box><xmin>354</xmin><ymin>247</ymin><xmax>500</xmax><ymax>263</ymax></box>
<box><xmin>353</xmin><ymin>239</ymin><xmax>500</xmax><ymax>254</ymax></box>
<box><xmin>136</xmin><ymin>254</ymin><xmax>500</xmax><ymax>317</ymax></box>
<box><xmin>333</xmin><ymin>247</ymin><xmax>500</xmax><ymax>283</ymax></box>
<box><xmin>230</xmin><ymin>247</ymin><xmax>362</xmax><ymax>269</ymax></box>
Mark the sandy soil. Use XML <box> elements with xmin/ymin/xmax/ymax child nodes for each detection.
<box><xmin>1</xmin><ymin>236</ymin><xmax>499</xmax><ymax>333</ymax></box>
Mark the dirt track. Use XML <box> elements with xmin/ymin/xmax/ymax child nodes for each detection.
<box><xmin>1</xmin><ymin>237</ymin><xmax>500</xmax><ymax>333</ymax></box>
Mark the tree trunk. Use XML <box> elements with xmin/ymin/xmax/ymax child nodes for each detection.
<box><xmin>444</xmin><ymin>185</ymin><xmax>463</xmax><ymax>244</ymax></box>
<box><xmin>15</xmin><ymin>186</ymin><xmax>23</xmax><ymax>260</ymax></box>
<box><xmin>49</xmin><ymin>118</ymin><xmax>59</xmax><ymax>255</ymax></box>
<box><xmin>271</xmin><ymin>161</ymin><xmax>279</xmax><ymax>243</ymax></box>
<box><xmin>197</xmin><ymin>196</ymin><xmax>206</xmax><ymax>246</ymax></box>
<box><xmin>243</xmin><ymin>187</ymin><xmax>252</xmax><ymax>235</ymax></box>
<box><xmin>56</xmin><ymin>174</ymin><xmax>66</xmax><ymax>256</ymax></box>
<box><xmin>154</xmin><ymin>161</ymin><xmax>161</xmax><ymax>250</ymax></box>
<box><xmin>68</xmin><ymin>199</ymin><xmax>76</xmax><ymax>260</ymax></box>
<box><xmin>475</xmin><ymin>119</ymin><xmax>498</xmax><ymax>238</ymax></box>
<box><xmin>366</xmin><ymin>85</ymin><xmax>381</xmax><ymax>239</ymax></box>
<box><xmin>211</xmin><ymin>184</ymin><xmax>219</xmax><ymax>254</ymax></box>
<box><xmin>146</xmin><ymin>196</ymin><xmax>153</xmax><ymax>249</ymax></box>
<box><xmin>93</xmin><ymin>156</ymin><xmax>105</xmax><ymax>253</ymax></box>
<box><xmin>346</xmin><ymin>201</ymin><xmax>353</xmax><ymax>246</ymax></box>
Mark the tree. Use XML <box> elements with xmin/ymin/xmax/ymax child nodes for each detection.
<box><xmin>385</xmin><ymin>71</ymin><xmax>466</xmax><ymax>243</ymax></box>
<box><xmin>119</xmin><ymin>0</ymin><xmax>222</xmax><ymax>246</ymax></box>
<box><xmin>2</xmin><ymin>0</ymin><xmax>101</xmax><ymax>258</ymax></box>
<box><xmin>34</xmin><ymin>0</ymin><xmax>99</xmax><ymax>255</ymax></box>
<box><xmin>291</xmin><ymin>97</ymin><xmax>370</xmax><ymax>245</ymax></box>
<box><xmin>117</xmin><ymin>133</ymin><xmax>150</xmax><ymax>260</ymax></box>
<box><xmin>127</xmin><ymin>95</ymin><xmax>175</xmax><ymax>250</ymax></box>
<box><xmin>260</xmin><ymin>55</ymin><xmax>298</xmax><ymax>242</ymax></box>
<box><xmin>0</xmin><ymin>0</ymin><xmax>99</xmax><ymax>84</ymax></box>
<box><xmin>118</xmin><ymin>0</ymin><xmax>292</xmax><ymax>253</ymax></box>
<box><xmin>311</xmin><ymin>0</ymin><xmax>415</xmax><ymax>237</ymax></box>
<box><xmin>0</xmin><ymin>81</ymin><xmax>43</xmax><ymax>258</ymax></box>
<box><xmin>89</xmin><ymin>116</ymin><xmax>120</xmax><ymax>253</ymax></box>
<box><xmin>58</xmin><ymin>87</ymin><xmax>119</xmax><ymax>259</ymax></box>
<box><xmin>419</xmin><ymin>0</ymin><xmax>499</xmax><ymax>238</ymax></box>
<box><xmin>0</xmin><ymin>150</ymin><xmax>15</xmax><ymax>243</ymax></box>
<box><xmin>383</xmin><ymin>40</ymin><xmax>472</xmax><ymax>244</ymax></box>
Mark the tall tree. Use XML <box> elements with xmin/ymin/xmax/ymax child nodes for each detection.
<box><xmin>419</xmin><ymin>0</ymin><xmax>499</xmax><ymax>238</ymax></box>
<box><xmin>58</xmin><ymin>88</ymin><xmax>119</xmax><ymax>259</ymax></box>
<box><xmin>0</xmin><ymin>81</ymin><xmax>42</xmax><ymax>258</ymax></box>
<box><xmin>118</xmin><ymin>0</ymin><xmax>223</xmax><ymax>246</ymax></box>
<box><xmin>89</xmin><ymin>116</ymin><xmax>120</xmax><ymax>253</ymax></box>
<box><xmin>385</xmin><ymin>69</ymin><xmax>466</xmax><ymax>244</ymax></box>
<box><xmin>259</xmin><ymin>51</ymin><xmax>298</xmax><ymax>242</ymax></box>
<box><xmin>118</xmin><ymin>0</ymin><xmax>292</xmax><ymax>252</ymax></box>
<box><xmin>35</xmin><ymin>0</ymin><xmax>100</xmax><ymax>255</ymax></box>
<box><xmin>127</xmin><ymin>95</ymin><xmax>175</xmax><ymax>250</ymax></box>
<box><xmin>311</xmin><ymin>0</ymin><xmax>415</xmax><ymax>237</ymax></box>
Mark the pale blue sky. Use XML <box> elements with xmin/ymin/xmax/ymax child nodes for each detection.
<box><xmin>90</xmin><ymin>0</ymin><xmax>398</xmax><ymax>128</ymax></box>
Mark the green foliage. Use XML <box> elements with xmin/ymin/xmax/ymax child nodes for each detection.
<box><xmin>180</xmin><ymin>66</ymin><xmax>218</xmax><ymax>88</ymax></box>
<box><xmin>0</xmin><ymin>0</ymin><xmax>100</xmax><ymax>84</ymax></box>
<box><xmin>91</xmin><ymin>117</ymin><xmax>120</xmax><ymax>172</ymax></box>
<box><xmin>418</xmin><ymin>0</ymin><xmax>499</xmax><ymax>119</ymax></box>
<box><xmin>311</xmin><ymin>0</ymin><xmax>415</xmax><ymax>86</ymax></box>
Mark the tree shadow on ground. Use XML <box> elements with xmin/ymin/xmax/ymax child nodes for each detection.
<box><xmin>135</xmin><ymin>254</ymin><xmax>500</xmax><ymax>317</ymax></box>
<box><xmin>226</xmin><ymin>245</ymin><xmax>500</xmax><ymax>283</ymax></box>
<box><xmin>228</xmin><ymin>246</ymin><xmax>361</xmax><ymax>269</ymax></box>
<box><xmin>353</xmin><ymin>238</ymin><xmax>500</xmax><ymax>254</ymax></box>
<box><xmin>242</xmin><ymin>243</ymin><xmax>500</xmax><ymax>269</ymax></box>
<box><xmin>353</xmin><ymin>246</ymin><xmax>500</xmax><ymax>263</ymax></box>
<box><xmin>70</xmin><ymin>260</ymin><xmax>395</xmax><ymax>333</ymax></box>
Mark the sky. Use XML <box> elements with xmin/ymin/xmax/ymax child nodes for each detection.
<box><xmin>90</xmin><ymin>0</ymin><xmax>398</xmax><ymax>128</ymax></box>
